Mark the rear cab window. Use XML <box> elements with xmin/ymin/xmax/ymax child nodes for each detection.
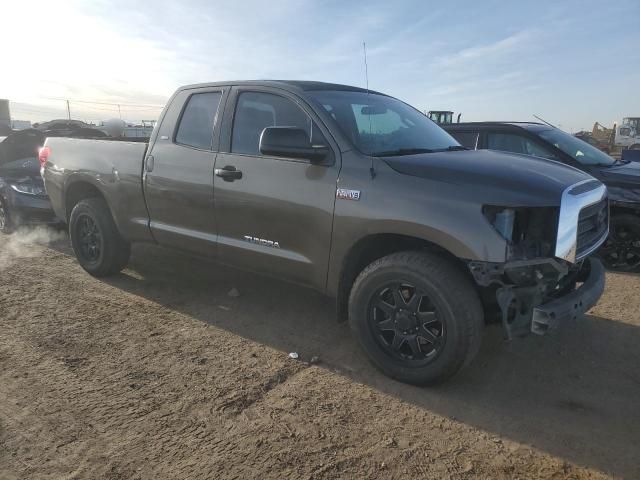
<box><xmin>175</xmin><ymin>91</ymin><xmax>223</xmax><ymax>150</ymax></box>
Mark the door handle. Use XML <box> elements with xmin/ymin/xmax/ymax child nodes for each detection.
<box><xmin>145</xmin><ymin>155</ymin><xmax>155</xmax><ymax>173</ymax></box>
<box><xmin>215</xmin><ymin>165</ymin><xmax>243</xmax><ymax>181</ymax></box>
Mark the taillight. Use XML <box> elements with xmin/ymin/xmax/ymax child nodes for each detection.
<box><xmin>38</xmin><ymin>146</ymin><xmax>50</xmax><ymax>167</ymax></box>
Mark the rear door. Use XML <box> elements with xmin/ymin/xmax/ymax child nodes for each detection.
<box><xmin>213</xmin><ymin>86</ymin><xmax>339</xmax><ymax>290</ymax></box>
<box><xmin>144</xmin><ymin>87</ymin><xmax>227</xmax><ymax>256</ymax></box>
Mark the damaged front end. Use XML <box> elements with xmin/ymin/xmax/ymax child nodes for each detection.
<box><xmin>469</xmin><ymin>257</ymin><xmax>604</xmax><ymax>339</ymax></box>
<box><xmin>471</xmin><ymin>180</ymin><xmax>609</xmax><ymax>339</ymax></box>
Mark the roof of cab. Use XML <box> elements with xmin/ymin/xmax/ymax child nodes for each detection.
<box><xmin>178</xmin><ymin>80</ymin><xmax>385</xmax><ymax>96</ymax></box>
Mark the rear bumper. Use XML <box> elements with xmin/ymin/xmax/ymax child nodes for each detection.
<box><xmin>531</xmin><ymin>257</ymin><xmax>605</xmax><ymax>334</ymax></box>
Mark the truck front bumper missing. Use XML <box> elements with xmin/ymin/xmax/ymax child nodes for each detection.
<box><xmin>469</xmin><ymin>256</ymin><xmax>606</xmax><ymax>338</ymax></box>
<box><xmin>530</xmin><ymin>257</ymin><xmax>605</xmax><ymax>334</ymax></box>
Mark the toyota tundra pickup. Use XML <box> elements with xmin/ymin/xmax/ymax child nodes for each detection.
<box><xmin>41</xmin><ymin>81</ymin><xmax>608</xmax><ymax>384</ymax></box>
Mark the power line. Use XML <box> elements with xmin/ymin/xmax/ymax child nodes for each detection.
<box><xmin>9</xmin><ymin>99</ymin><xmax>161</xmax><ymax>123</ymax></box>
<box><xmin>9</xmin><ymin>104</ymin><xmax>67</xmax><ymax>116</ymax></box>
<box><xmin>43</xmin><ymin>97</ymin><xmax>164</xmax><ymax>108</ymax></box>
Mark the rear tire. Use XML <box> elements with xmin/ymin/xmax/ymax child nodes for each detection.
<box><xmin>0</xmin><ymin>197</ymin><xmax>14</xmax><ymax>234</ymax></box>
<box><xmin>69</xmin><ymin>197</ymin><xmax>130</xmax><ymax>276</ymax></box>
<box><xmin>348</xmin><ymin>251</ymin><xmax>484</xmax><ymax>385</ymax></box>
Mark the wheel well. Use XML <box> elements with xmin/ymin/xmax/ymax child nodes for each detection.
<box><xmin>65</xmin><ymin>182</ymin><xmax>104</xmax><ymax>222</ymax></box>
<box><xmin>335</xmin><ymin>234</ymin><xmax>471</xmax><ymax>322</ymax></box>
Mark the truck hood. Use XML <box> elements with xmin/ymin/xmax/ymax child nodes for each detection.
<box><xmin>382</xmin><ymin>149</ymin><xmax>595</xmax><ymax>206</ymax></box>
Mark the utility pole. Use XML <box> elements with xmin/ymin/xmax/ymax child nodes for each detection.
<box><xmin>66</xmin><ymin>100</ymin><xmax>71</xmax><ymax>121</ymax></box>
<box><xmin>117</xmin><ymin>104</ymin><xmax>122</xmax><ymax>119</ymax></box>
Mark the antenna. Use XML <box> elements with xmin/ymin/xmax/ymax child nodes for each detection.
<box><xmin>363</xmin><ymin>42</ymin><xmax>376</xmax><ymax>179</ymax></box>
<box><xmin>533</xmin><ymin>114</ymin><xmax>557</xmax><ymax>128</ymax></box>
<box><xmin>363</xmin><ymin>42</ymin><xmax>370</xmax><ymax>93</ymax></box>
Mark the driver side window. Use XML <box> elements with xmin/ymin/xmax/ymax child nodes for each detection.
<box><xmin>231</xmin><ymin>91</ymin><xmax>325</xmax><ymax>156</ymax></box>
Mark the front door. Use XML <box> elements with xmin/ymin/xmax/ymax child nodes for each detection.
<box><xmin>213</xmin><ymin>87</ymin><xmax>339</xmax><ymax>290</ymax></box>
<box><xmin>144</xmin><ymin>88</ymin><xmax>225</xmax><ymax>256</ymax></box>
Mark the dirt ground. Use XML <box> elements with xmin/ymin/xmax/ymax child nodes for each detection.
<box><xmin>0</xmin><ymin>229</ymin><xmax>638</xmax><ymax>479</ymax></box>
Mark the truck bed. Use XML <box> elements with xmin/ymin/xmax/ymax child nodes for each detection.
<box><xmin>42</xmin><ymin>137</ymin><xmax>153</xmax><ymax>243</ymax></box>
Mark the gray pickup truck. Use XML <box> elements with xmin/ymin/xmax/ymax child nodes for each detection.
<box><xmin>42</xmin><ymin>80</ymin><xmax>608</xmax><ymax>384</ymax></box>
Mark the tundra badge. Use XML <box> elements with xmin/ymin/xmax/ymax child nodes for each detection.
<box><xmin>336</xmin><ymin>188</ymin><xmax>361</xmax><ymax>201</ymax></box>
<box><xmin>244</xmin><ymin>235</ymin><xmax>281</xmax><ymax>249</ymax></box>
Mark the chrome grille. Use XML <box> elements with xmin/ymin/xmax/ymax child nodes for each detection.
<box><xmin>576</xmin><ymin>199</ymin><xmax>608</xmax><ymax>258</ymax></box>
<box><xmin>556</xmin><ymin>180</ymin><xmax>608</xmax><ymax>263</ymax></box>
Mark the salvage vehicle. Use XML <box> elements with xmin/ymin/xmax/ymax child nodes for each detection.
<box><xmin>0</xmin><ymin>129</ymin><xmax>59</xmax><ymax>233</ymax></box>
<box><xmin>445</xmin><ymin>122</ymin><xmax>639</xmax><ymax>271</ymax></box>
<box><xmin>42</xmin><ymin>81</ymin><xmax>608</xmax><ymax>384</ymax></box>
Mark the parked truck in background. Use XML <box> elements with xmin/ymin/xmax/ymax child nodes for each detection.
<box><xmin>616</xmin><ymin>117</ymin><xmax>640</xmax><ymax>151</ymax></box>
<box><xmin>42</xmin><ymin>80</ymin><xmax>608</xmax><ymax>384</ymax></box>
<box><xmin>582</xmin><ymin>119</ymin><xmax>640</xmax><ymax>157</ymax></box>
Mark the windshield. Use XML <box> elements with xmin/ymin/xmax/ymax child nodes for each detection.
<box><xmin>307</xmin><ymin>90</ymin><xmax>461</xmax><ymax>156</ymax></box>
<box><xmin>538</xmin><ymin>128</ymin><xmax>616</xmax><ymax>166</ymax></box>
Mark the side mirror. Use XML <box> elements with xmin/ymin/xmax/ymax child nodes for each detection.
<box><xmin>259</xmin><ymin>127</ymin><xmax>329</xmax><ymax>163</ymax></box>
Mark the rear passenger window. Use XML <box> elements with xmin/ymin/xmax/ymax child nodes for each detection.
<box><xmin>175</xmin><ymin>92</ymin><xmax>222</xmax><ymax>150</ymax></box>
<box><xmin>232</xmin><ymin>92</ymin><xmax>322</xmax><ymax>155</ymax></box>
<box><xmin>450</xmin><ymin>131</ymin><xmax>479</xmax><ymax>149</ymax></box>
<box><xmin>487</xmin><ymin>132</ymin><xmax>558</xmax><ymax>160</ymax></box>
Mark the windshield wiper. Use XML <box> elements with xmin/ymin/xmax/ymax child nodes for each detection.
<box><xmin>614</xmin><ymin>158</ymin><xmax>631</xmax><ymax>165</ymax></box>
<box><xmin>371</xmin><ymin>148</ymin><xmax>434</xmax><ymax>157</ymax></box>
<box><xmin>436</xmin><ymin>145</ymin><xmax>467</xmax><ymax>152</ymax></box>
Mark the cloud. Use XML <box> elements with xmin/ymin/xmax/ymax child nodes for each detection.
<box><xmin>434</xmin><ymin>30</ymin><xmax>535</xmax><ymax>68</ymax></box>
<box><xmin>2</xmin><ymin>0</ymin><xmax>638</xmax><ymax>131</ymax></box>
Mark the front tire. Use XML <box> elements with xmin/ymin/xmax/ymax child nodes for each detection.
<box><xmin>69</xmin><ymin>197</ymin><xmax>130</xmax><ymax>276</ymax></box>
<box><xmin>348</xmin><ymin>251</ymin><xmax>484</xmax><ymax>385</ymax></box>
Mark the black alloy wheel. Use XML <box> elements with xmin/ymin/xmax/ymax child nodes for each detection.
<box><xmin>75</xmin><ymin>214</ymin><xmax>104</xmax><ymax>264</ymax></box>
<box><xmin>69</xmin><ymin>197</ymin><xmax>130</xmax><ymax>276</ymax></box>
<box><xmin>349</xmin><ymin>251</ymin><xmax>484</xmax><ymax>385</ymax></box>
<box><xmin>369</xmin><ymin>282</ymin><xmax>445</xmax><ymax>365</ymax></box>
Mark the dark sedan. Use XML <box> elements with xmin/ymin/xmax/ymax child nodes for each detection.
<box><xmin>445</xmin><ymin>122</ymin><xmax>640</xmax><ymax>271</ymax></box>
<box><xmin>0</xmin><ymin>129</ymin><xmax>60</xmax><ymax>233</ymax></box>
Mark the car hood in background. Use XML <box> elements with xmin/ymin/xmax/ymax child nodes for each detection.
<box><xmin>383</xmin><ymin>149</ymin><xmax>595</xmax><ymax>206</ymax></box>
<box><xmin>591</xmin><ymin>161</ymin><xmax>640</xmax><ymax>204</ymax></box>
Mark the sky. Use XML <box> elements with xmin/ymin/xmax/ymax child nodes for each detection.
<box><xmin>2</xmin><ymin>0</ymin><xmax>639</xmax><ymax>132</ymax></box>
